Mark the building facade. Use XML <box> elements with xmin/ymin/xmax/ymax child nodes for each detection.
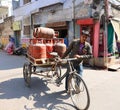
<box><xmin>12</xmin><ymin>0</ymin><xmax>92</xmax><ymax>47</ymax></box>
<box><xmin>0</xmin><ymin>6</ymin><xmax>9</xmax><ymax>46</ymax></box>
<box><xmin>12</xmin><ymin>0</ymin><xmax>109</xmax><ymax>67</ymax></box>
<box><xmin>0</xmin><ymin>0</ymin><xmax>13</xmax><ymax>47</ymax></box>
<box><xmin>0</xmin><ymin>0</ymin><xmax>118</xmax><ymax>67</ymax></box>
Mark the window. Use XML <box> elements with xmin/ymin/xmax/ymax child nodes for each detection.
<box><xmin>24</xmin><ymin>25</ymin><xmax>30</xmax><ymax>35</ymax></box>
<box><xmin>12</xmin><ymin>0</ymin><xmax>20</xmax><ymax>9</ymax></box>
<box><xmin>24</xmin><ymin>0</ymin><xmax>31</xmax><ymax>4</ymax></box>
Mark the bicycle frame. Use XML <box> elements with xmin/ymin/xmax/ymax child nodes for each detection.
<box><xmin>55</xmin><ymin>58</ymin><xmax>77</xmax><ymax>85</ymax></box>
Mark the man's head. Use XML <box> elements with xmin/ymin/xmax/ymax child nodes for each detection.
<box><xmin>80</xmin><ymin>30</ymin><xmax>89</xmax><ymax>43</ymax></box>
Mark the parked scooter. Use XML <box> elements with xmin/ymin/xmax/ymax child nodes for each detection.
<box><xmin>13</xmin><ymin>46</ymin><xmax>27</xmax><ymax>55</ymax></box>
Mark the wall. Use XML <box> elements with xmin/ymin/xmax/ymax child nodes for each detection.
<box><xmin>13</xmin><ymin>0</ymin><xmax>92</xmax><ymax>44</ymax></box>
<box><xmin>0</xmin><ymin>16</ymin><xmax>13</xmax><ymax>46</ymax></box>
<box><xmin>2</xmin><ymin>17</ymin><xmax>13</xmax><ymax>37</ymax></box>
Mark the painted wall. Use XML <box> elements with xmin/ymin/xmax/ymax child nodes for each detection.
<box><xmin>13</xmin><ymin>0</ymin><xmax>91</xmax><ymax>43</ymax></box>
<box><xmin>13</xmin><ymin>0</ymin><xmax>65</xmax><ymax>17</ymax></box>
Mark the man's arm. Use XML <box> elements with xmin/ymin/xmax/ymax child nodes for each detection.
<box><xmin>87</xmin><ymin>43</ymin><xmax>92</xmax><ymax>55</ymax></box>
<box><xmin>62</xmin><ymin>41</ymin><xmax>74</xmax><ymax>58</ymax></box>
<box><xmin>74</xmin><ymin>42</ymin><xmax>93</xmax><ymax>59</ymax></box>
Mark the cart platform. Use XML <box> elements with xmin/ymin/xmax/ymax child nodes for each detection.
<box><xmin>26</xmin><ymin>53</ymin><xmax>55</xmax><ymax>67</ymax></box>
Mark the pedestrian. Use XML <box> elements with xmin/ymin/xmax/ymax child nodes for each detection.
<box><xmin>9</xmin><ymin>35</ymin><xmax>12</xmax><ymax>41</ymax></box>
<box><xmin>4</xmin><ymin>35</ymin><xmax>15</xmax><ymax>54</ymax></box>
<box><xmin>64</xmin><ymin>34</ymin><xmax>69</xmax><ymax>47</ymax></box>
<box><xmin>62</xmin><ymin>30</ymin><xmax>92</xmax><ymax>91</ymax></box>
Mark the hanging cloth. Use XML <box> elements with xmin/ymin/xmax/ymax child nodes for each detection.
<box><xmin>107</xmin><ymin>23</ymin><xmax>114</xmax><ymax>53</ymax></box>
<box><xmin>111</xmin><ymin>20</ymin><xmax>120</xmax><ymax>41</ymax></box>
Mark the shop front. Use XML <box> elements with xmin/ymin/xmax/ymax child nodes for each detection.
<box><xmin>46</xmin><ymin>21</ymin><xmax>69</xmax><ymax>47</ymax></box>
<box><xmin>77</xmin><ymin>18</ymin><xmax>114</xmax><ymax>68</ymax></box>
<box><xmin>77</xmin><ymin>18</ymin><xmax>98</xmax><ymax>57</ymax></box>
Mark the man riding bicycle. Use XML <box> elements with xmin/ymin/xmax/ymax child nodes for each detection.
<box><xmin>62</xmin><ymin>30</ymin><xmax>92</xmax><ymax>92</ymax></box>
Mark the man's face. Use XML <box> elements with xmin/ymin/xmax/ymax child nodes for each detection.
<box><xmin>80</xmin><ymin>34</ymin><xmax>88</xmax><ymax>43</ymax></box>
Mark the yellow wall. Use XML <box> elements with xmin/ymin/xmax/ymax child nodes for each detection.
<box><xmin>0</xmin><ymin>36</ymin><xmax>9</xmax><ymax>47</ymax></box>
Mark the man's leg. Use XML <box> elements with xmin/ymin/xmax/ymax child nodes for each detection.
<box><xmin>65</xmin><ymin>64</ymin><xmax>70</xmax><ymax>91</ymax></box>
<box><xmin>74</xmin><ymin>63</ymin><xmax>83</xmax><ymax>87</ymax></box>
<box><xmin>74</xmin><ymin>63</ymin><xmax>83</xmax><ymax>76</ymax></box>
<box><xmin>65</xmin><ymin>71</ymin><xmax>69</xmax><ymax>91</ymax></box>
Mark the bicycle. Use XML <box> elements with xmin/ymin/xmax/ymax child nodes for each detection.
<box><xmin>49</xmin><ymin>52</ymin><xmax>91</xmax><ymax>110</ymax></box>
<box><xmin>23</xmin><ymin>52</ymin><xmax>90</xmax><ymax>109</ymax></box>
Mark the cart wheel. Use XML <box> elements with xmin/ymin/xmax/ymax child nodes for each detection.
<box><xmin>23</xmin><ymin>63</ymin><xmax>32</xmax><ymax>87</ymax></box>
<box><xmin>32</xmin><ymin>66</ymin><xmax>36</xmax><ymax>73</ymax></box>
<box><xmin>52</xmin><ymin>65</ymin><xmax>61</xmax><ymax>79</ymax></box>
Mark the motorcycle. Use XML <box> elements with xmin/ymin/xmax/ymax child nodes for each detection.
<box><xmin>13</xmin><ymin>46</ymin><xmax>27</xmax><ymax>55</ymax></box>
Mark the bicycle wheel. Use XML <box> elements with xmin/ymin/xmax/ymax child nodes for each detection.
<box><xmin>52</xmin><ymin>65</ymin><xmax>62</xmax><ymax>78</ymax></box>
<box><xmin>23</xmin><ymin>63</ymin><xmax>32</xmax><ymax>87</ymax></box>
<box><xmin>68</xmin><ymin>73</ymin><xmax>90</xmax><ymax>110</ymax></box>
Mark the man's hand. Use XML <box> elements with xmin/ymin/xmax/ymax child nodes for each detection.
<box><xmin>74</xmin><ymin>54</ymin><xmax>81</xmax><ymax>58</ymax></box>
<box><xmin>75</xmin><ymin>54</ymin><xmax>93</xmax><ymax>59</ymax></box>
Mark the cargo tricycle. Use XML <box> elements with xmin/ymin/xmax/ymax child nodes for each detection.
<box><xmin>23</xmin><ymin>27</ymin><xmax>90</xmax><ymax>110</ymax></box>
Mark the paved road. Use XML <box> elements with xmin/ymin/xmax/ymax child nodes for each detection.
<box><xmin>0</xmin><ymin>51</ymin><xmax>120</xmax><ymax>110</ymax></box>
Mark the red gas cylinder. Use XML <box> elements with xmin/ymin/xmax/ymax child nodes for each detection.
<box><xmin>28</xmin><ymin>44</ymin><xmax>33</xmax><ymax>56</ymax></box>
<box><xmin>38</xmin><ymin>27</ymin><xmax>55</xmax><ymax>38</ymax></box>
<box><xmin>46</xmin><ymin>39</ymin><xmax>53</xmax><ymax>58</ymax></box>
<box><xmin>37</xmin><ymin>27</ymin><xmax>41</xmax><ymax>38</ymax></box>
<box><xmin>32</xmin><ymin>41</ymin><xmax>46</xmax><ymax>59</ymax></box>
<box><xmin>28</xmin><ymin>39</ymin><xmax>34</xmax><ymax>56</ymax></box>
<box><xmin>53</xmin><ymin>38</ymin><xmax>59</xmax><ymax>51</ymax></box>
<box><xmin>54</xmin><ymin>39</ymin><xmax>66</xmax><ymax>57</ymax></box>
<box><xmin>33</xmin><ymin>28</ymin><xmax>39</xmax><ymax>38</ymax></box>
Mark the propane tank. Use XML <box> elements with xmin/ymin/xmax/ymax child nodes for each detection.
<box><xmin>37</xmin><ymin>27</ymin><xmax>41</xmax><ymax>38</ymax></box>
<box><xmin>28</xmin><ymin>39</ymin><xmax>34</xmax><ymax>56</ymax></box>
<box><xmin>38</xmin><ymin>27</ymin><xmax>55</xmax><ymax>38</ymax></box>
<box><xmin>46</xmin><ymin>39</ymin><xmax>53</xmax><ymax>58</ymax></box>
<box><xmin>33</xmin><ymin>28</ymin><xmax>39</xmax><ymax>38</ymax></box>
<box><xmin>54</xmin><ymin>38</ymin><xmax>66</xmax><ymax>57</ymax></box>
<box><xmin>53</xmin><ymin>38</ymin><xmax>59</xmax><ymax>51</ymax></box>
<box><xmin>32</xmin><ymin>40</ymin><xmax>46</xmax><ymax>59</ymax></box>
<box><xmin>28</xmin><ymin>44</ymin><xmax>33</xmax><ymax>56</ymax></box>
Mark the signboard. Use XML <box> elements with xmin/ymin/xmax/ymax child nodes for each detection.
<box><xmin>12</xmin><ymin>21</ymin><xmax>21</xmax><ymax>31</ymax></box>
<box><xmin>46</xmin><ymin>21</ymin><xmax>67</xmax><ymax>27</ymax></box>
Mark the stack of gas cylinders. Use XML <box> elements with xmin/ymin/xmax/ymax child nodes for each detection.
<box><xmin>28</xmin><ymin>27</ymin><xmax>66</xmax><ymax>60</ymax></box>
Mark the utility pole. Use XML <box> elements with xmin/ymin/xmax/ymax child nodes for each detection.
<box><xmin>104</xmin><ymin>0</ymin><xmax>109</xmax><ymax>20</ymax></box>
<box><xmin>104</xmin><ymin>0</ymin><xmax>109</xmax><ymax>68</ymax></box>
<box><xmin>72</xmin><ymin>0</ymin><xmax>76</xmax><ymax>39</ymax></box>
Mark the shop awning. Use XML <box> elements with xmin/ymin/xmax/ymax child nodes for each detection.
<box><xmin>77</xmin><ymin>18</ymin><xmax>94</xmax><ymax>25</ymax></box>
<box><xmin>111</xmin><ymin>19</ymin><xmax>120</xmax><ymax>41</ymax></box>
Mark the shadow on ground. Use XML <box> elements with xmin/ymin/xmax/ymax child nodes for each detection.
<box><xmin>0</xmin><ymin>76</ymin><xmax>75</xmax><ymax>110</ymax></box>
<box><xmin>0</xmin><ymin>51</ymin><xmax>26</xmax><ymax>70</ymax></box>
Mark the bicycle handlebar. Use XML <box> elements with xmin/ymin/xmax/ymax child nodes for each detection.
<box><xmin>49</xmin><ymin>52</ymin><xmax>93</xmax><ymax>63</ymax></box>
<box><xmin>62</xmin><ymin>58</ymin><xmax>77</xmax><ymax>62</ymax></box>
<box><xmin>62</xmin><ymin>55</ymin><xmax>93</xmax><ymax>61</ymax></box>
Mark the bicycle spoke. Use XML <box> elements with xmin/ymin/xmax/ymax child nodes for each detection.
<box><xmin>69</xmin><ymin>73</ymin><xmax>90</xmax><ymax>110</ymax></box>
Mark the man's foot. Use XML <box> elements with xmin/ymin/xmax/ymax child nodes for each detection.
<box><xmin>65</xmin><ymin>89</ymin><xmax>70</xmax><ymax>94</ymax></box>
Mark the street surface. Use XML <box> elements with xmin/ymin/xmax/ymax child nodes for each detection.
<box><xmin>0</xmin><ymin>51</ymin><xmax>120</xmax><ymax>110</ymax></box>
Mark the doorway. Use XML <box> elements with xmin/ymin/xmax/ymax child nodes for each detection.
<box><xmin>14</xmin><ymin>31</ymin><xmax>20</xmax><ymax>47</ymax></box>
